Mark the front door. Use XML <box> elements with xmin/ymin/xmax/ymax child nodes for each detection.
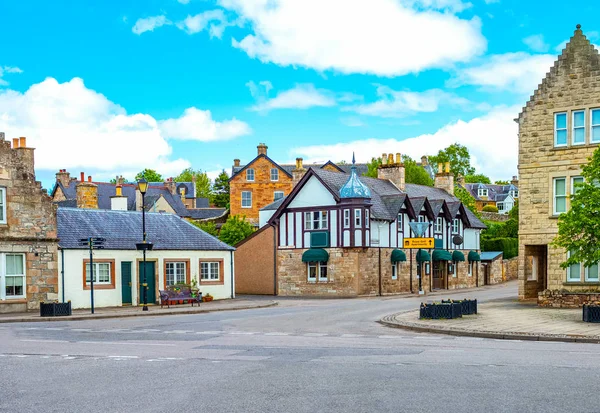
<box><xmin>432</xmin><ymin>261</ymin><xmax>446</xmax><ymax>290</ymax></box>
<box><xmin>121</xmin><ymin>262</ymin><xmax>132</xmax><ymax>305</ymax></box>
<box><xmin>138</xmin><ymin>261</ymin><xmax>156</xmax><ymax>305</ymax></box>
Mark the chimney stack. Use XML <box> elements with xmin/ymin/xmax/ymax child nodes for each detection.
<box><xmin>12</xmin><ymin>138</ymin><xmax>19</xmax><ymax>149</ymax></box>
<box><xmin>377</xmin><ymin>150</ymin><xmax>405</xmax><ymax>191</ymax></box>
<box><xmin>76</xmin><ymin>176</ymin><xmax>98</xmax><ymax>210</ymax></box>
<box><xmin>421</xmin><ymin>156</ymin><xmax>428</xmax><ymax>166</ymax></box>
<box><xmin>234</xmin><ymin>159</ymin><xmax>241</xmax><ymax>167</ymax></box>
<box><xmin>434</xmin><ymin>162</ymin><xmax>454</xmax><ymax>196</ymax></box>
<box><xmin>165</xmin><ymin>177</ymin><xmax>177</xmax><ymax>195</ymax></box>
<box><xmin>55</xmin><ymin>169</ymin><xmax>71</xmax><ymax>187</ymax></box>
<box><xmin>511</xmin><ymin>175</ymin><xmax>519</xmax><ymax>186</ymax></box>
<box><xmin>110</xmin><ymin>184</ymin><xmax>127</xmax><ymax>211</ymax></box>
<box><xmin>292</xmin><ymin>157</ymin><xmax>307</xmax><ymax>186</ymax></box>
<box><xmin>257</xmin><ymin>143</ymin><xmax>268</xmax><ymax>156</ymax></box>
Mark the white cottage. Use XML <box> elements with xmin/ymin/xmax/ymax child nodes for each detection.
<box><xmin>57</xmin><ymin>208</ymin><xmax>235</xmax><ymax>309</ymax></box>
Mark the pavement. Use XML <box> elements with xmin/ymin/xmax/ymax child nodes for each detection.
<box><xmin>0</xmin><ymin>298</ymin><xmax>277</xmax><ymax>323</ymax></box>
<box><xmin>380</xmin><ymin>298</ymin><xmax>600</xmax><ymax>343</ymax></box>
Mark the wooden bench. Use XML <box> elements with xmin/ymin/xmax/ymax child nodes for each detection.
<box><xmin>159</xmin><ymin>286</ymin><xmax>202</xmax><ymax>308</ymax></box>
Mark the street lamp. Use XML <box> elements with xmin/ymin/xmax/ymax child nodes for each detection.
<box><xmin>409</xmin><ymin>221</ymin><xmax>432</xmax><ymax>295</ymax></box>
<box><xmin>135</xmin><ymin>178</ymin><xmax>152</xmax><ymax>311</ymax></box>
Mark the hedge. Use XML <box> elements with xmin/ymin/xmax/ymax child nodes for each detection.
<box><xmin>481</xmin><ymin>237</ymin><xmax>518</xmax><ymax>259</ymax></box>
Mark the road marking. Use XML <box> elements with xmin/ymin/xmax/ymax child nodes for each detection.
<box><xmin>43</xmin><ymin>328</ymin><xmax>65</xmax><ymax>331</ymax></box>
<box><xmin>378</xmin><ymin>335</ymin><xmax>403</xmax><ymax>339</ymax></box>
<box><xmin>264</xmin><ymin>332</ymin><xmax>289</xmax><ymax>336</ymax></box>
<box><xmin>21</xmin><ymin>339</ymin><xmax>68</xmax><ymax>344</ymax></box>
<box><xmin>77</xmin><ymin>341</ymin><xmax>176</xmax><ymax>347</ymax></box>
<box><xmin>195</xmin><ymin>331</ymin><xmax>224</xmax><ymax>335</ymax></box>
<box><xmin>303</xmin><ymin>333</ymin><xmax>328</xmax><ymax>337</ymax></box>
<box><xmin>229</xmin><ymin>332</ymin><xmax>256</xmax><ymax>335</ymax></box>
<box><xmin>164</xmin><ymin>330</ymin><xmax>193</xmax><ymax>334</ymax></box>
<box><xmin>340</xmin><ymin>334</ymin><xmax>364</xmax><ymax>338</ymax></box>
<box><xmin>108</xmin><ymin>356</ymin><xmax>139</xmax><ymax>359</ymax></box>
<box><xmin>71</xmin><ymin>329</ymin><xmax>92</xmax><ymax>332</ymax></box>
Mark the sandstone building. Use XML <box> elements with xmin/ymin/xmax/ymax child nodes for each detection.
<box><xmin>518</xmin><ymin>25</ymin><xmax>600</xmax><ymax>302</ymax></box>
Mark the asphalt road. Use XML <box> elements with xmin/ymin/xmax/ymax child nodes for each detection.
<box><xmin>1</xmin><ymin>281</ymin><xmax>599</xmax><ymax>413</ymax></box>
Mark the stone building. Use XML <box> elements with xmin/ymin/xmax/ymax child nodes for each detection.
<box><xmin>461</xmin><ymin>177</ymin><xmax>519</xmax><ymax>214</ymax></box>
<box><xmin>518</xmin><ymin>25</ymin><xmax>600</xmax><ymax>303</ymax></box>
<box><xmin>0</xmin><ymin>133</ymin><xmax>59</xmax><ymax>313</ymax></box>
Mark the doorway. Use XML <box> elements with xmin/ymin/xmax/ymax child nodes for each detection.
<box><xmin>138</xmin><ymin>261</ymin><xmax>156</xmax><ymax>305</ymax></box>
<box><xmin>121</xmin><ymin>262</ymin><xmax>132</xmax><ymax>305</ymax></box>
<box><xmin>432</xmin><ymin>261</ymin><xmax>446</xmax><ymax>290</ymax></box>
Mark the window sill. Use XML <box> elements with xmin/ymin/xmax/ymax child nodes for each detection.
<box><xmin>84</xmin><ymin>284</ymin><xmax>115</xmax><ymax>290</ymax></box>
<box><xmin>563</xmin><ymin>282</ymin><xmax>600</xmax><ymax>286</ymax></box>
<box><xmin>199</xmin><ymin>280</ymin><xmax>224</xmax><ymax>286</ymax></box>
<box><xmin>548</xmin><ymin>215</ymin><xmax>560</xmax><ymax>220</ymax></box>
<box><xmin>0</xmin><ymin>298</ymin><xmax>27</xmax><ymax>303</ymax></box>
<box><xmin>551</xmin><ymin>143</ymin><xmax>599</xmax><ymax>151</ymax></box>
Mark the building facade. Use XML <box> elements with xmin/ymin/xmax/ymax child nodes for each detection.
<box><xmin>518</xmin><ymin>25</ymin><xmax>600</xmax><ymax>301</ymax></box>
<box><xmin>462</xmin><ymin>177</ymin><xmax>519</xmax><ymax>214</ymax></box>
<box><xmin>0</xmin><ymin>134</ymin><xmax>59</xmax><ymax>313</ymax></box>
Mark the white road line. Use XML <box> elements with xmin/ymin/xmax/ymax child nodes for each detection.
<box><xmin>378</xmin><ymin>335</ymin><xmax>403</xmax><ymax>339</ymax></box>
<box><xmin>164</xmin><ymin>330</ymin><xmax>193</xmax><ymax>334</ymax></box>
<box><xmin>21</xmin><ymin>339</ymin><xmax>68</xmax><ymax>344</ymax></box>
<box><xmin>76</xmin><ymin>341</ymin><xmax>176</xmax><ymax>347</ymax></box>
<box><xmin>340</xmin><ymin>334</ymin><xmax>365</xmax><ymax>338</ymax></box>
<box><xmin>229</xmin><ymin>332</ymin><xmax>256</xmax><ymax>335</ymax></box>
<box><xmin>195</xmin><ymin>331</ymin><xmax>224</xmax><ymax>335</ymax></box>
<box><xmin>43</xmin><ymin>328</ymin><xmax>65</xmax><ymax>331</ymax></box>
<box><xmin>108</xmin><ymin>356</ymin><xmax>139</xmax><ymax>359</ymax></box>
<box><xmin>303</xmin><ymin>333</ymin><xmax>328</xmax><ymax>337</ymax></box>
<box><xmin>71</xmin><ymin>329</ymin><xmax>92</xmax><ymax>332</ymax></box>
<box><xmin>264</xmin><ymin>332</ymin><xmax>290</xmax><ymax>336</ymax></box>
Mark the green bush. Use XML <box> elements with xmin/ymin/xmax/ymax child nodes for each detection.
<box><xmin>190</xmin><ymin>220</ymin><xmax>219</xmax><ymax>237</ymax></box>
<box><xmin>219</xmin><ymin>216</ymin><xmax>255</xmax><ymax>246</ymax></box>
<box><xmin>482</xmin><ymin>205</ymin><xmax>499</xmax><ymax>213</ymax></box>
<box><xmin>481</xmin><ymin>237</ymin><xmax>518</xmax><ymax>259</ymax></box>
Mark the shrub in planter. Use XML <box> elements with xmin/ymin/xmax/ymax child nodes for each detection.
<box><xmin>202</xmin><ymin>293</ymin><xmax>213</xmax><ymax>302</ymax></box>
<box><xmin>420</xmin><ymin>302</ymin><xmax>462</xmax><ymax>319</ymax></box>
<box><xmin>442</xmin><ymin>299</ymin><xmax>477</xmax><ymax>315</ymax></box>
<box><xmin>40</xmin><ymin>301</ymin><xmax>72</xmax><ymax>317</ymax></box>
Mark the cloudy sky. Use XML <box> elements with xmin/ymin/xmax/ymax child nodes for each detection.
<box><xmin>0</xmin><ymin>0</ymin><xmax>597</xmax><ymax>188</ymax></box>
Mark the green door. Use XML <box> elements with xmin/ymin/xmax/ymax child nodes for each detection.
<box><xmin>121</xmin><ymin>262</ymin><xmax>132</xmax><ymax>305</ymax></box>
<box><xmin>138</xmin><ymin>261</ymin><xmax>156</xmax><ymax>305</ymax></box>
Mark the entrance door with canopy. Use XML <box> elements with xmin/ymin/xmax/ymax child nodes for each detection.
<box><xmin>432</xmin><ymin>250</ymin><xmax>452</xmax><ymax>290</ymax></box>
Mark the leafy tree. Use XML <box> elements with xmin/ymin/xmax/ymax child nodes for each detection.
<box><xmin>508</xmin><ymin>201</ymin><xmax>519</xmax><ymax>221</ymax></box>
<box><xmin>109</xmin><ymin>177</ymin><xmax>130</xmax><ymax>184</ymax></box>
<box><xmin>219</xmin><ymin>216</ymin><xmax>255</xmax><ymax>246</ymax></box>
<box><xmin>212</xmin><ymin>170</ymin><xmax>230</xmax><ymax>208</ymax></box>
<box><xmin>429</xmin><ymin>143</ymin><xmax>475</xmax><ymax>178</ymax></box>
<box><xmin>190</xmin><ymin>220</ymin><xmax>219</xmax><ymax>237</ymax></box>
<box><xmin>364</xmin><ymin>157</ymin><xmax>381</xmax><ymax>178</ymax></box>
<box><xmin>465</xmin><ymin>173</ymin><xmax>491</xmax><ymax>184</ymax></box>
<box><xmin>363</xmin><ymin>155</ymin><xmax>433</xmax><ymax>186</ymax></box>
<box><xmin>175</xmin><ymin>168</ymin><xmax>212</xmax><ymax>199</ymax></box>
<box><xmin>135</xmin><ymin>169</ymin><xmax>163</xmax><ymax>182</ymax></box>
<box><xmin>495</xmin><ymin>180</ymin><xmax>510</xmax><ymax>185</ymax></box>
<box><xmin>482</xmin><ymin>205</ymin><xmax>499</xmax><ymax>213</ymax></box>
<box><xmin>455</xmin><ymin>185</ymin><xmax>480</xmax><ymax>218</ymax></box>
<box><xmin>553</xmin><ymin>148</ymin><xmax>600</xmax><ymax>268</ymax></box>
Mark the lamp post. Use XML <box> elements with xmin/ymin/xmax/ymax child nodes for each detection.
<box><xmin>409</xmin><ymin>221</ymin><xmax>431</xmax><ymax>295</ymax></box>
<box><xmin>136</xmin><ymin>178</ymin><xmax>151</xmax><ymax>311</ymax></box>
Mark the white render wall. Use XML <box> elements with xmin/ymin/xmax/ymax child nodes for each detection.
<box><xmin>259</xmin><ymin>210</ymin><xmax>275</xmax><ymax>228</ymax></box>
<box><xmin>289</xmin><ymin>176</ymin><xmax>336</xmax><ymax>208</ymax></box>
<box><xmin>59</xmin><ymin>249</ymin><xmax>234</xmax><ymax>309</ymax></box>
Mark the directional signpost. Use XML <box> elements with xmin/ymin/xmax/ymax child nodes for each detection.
<box><xmin>78</xmin><ymin>237</ymin><xmax>105</xmax><ymax>314</ymax></box>
<box><xmin>403</xmin><ymin>237</ymin><xmax>435</xmax><ymax>249</ymax></box>
<box><xmin>408</xmin><ymin>222</ymin><xmax>431</xmax><ymax>295</ymax></box>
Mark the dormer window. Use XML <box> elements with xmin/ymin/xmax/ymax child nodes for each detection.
<box><xmin>246</xmin><ymin>168</ymin><xmax>255</xmax><ymax>182</ymax></box>
<box><xmin>478</xmin><ymin>188</ymin><xmax>488</xmax><ymax>198</ymax></box>
<box><xmin>270</xmin><ymin>168</ymin><xmax>279</xmax><ymax>181</ymax></box>
<box><xmin>452</xmin><ymin>218</ymin><xmax>460</xmax><ymax>234</ymax></box>
<box><xmin>435</xmin><ymin>217</ymin><xmax>443</xmax><ymax>233</ymax></box>
<box><xmin>510</xmin><ymin>190</ymin><xmax>518</xmax><ymax>198</ymax></box>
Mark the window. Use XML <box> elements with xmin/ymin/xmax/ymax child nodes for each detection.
<box><xmin>527</xmin><ymin>256</ymin><xmax>538</xmax><ymax>281</ymax></box>
<box><xmin>452</xmin><ymin>218</ymin><xmax>460</xmax><ymax>234</ymax></box>
<box><xmin>592</xmin><ymin>109</ymin><xmax>600</xmax><ymax>143</ymax></box>
<box><xmin>397</xmin><ymin>213</ymin><xmax>403</xmax><ymax>231</ymax></box>
<box><xmin>274</xmin><ymin>191</ymin><xmax>284</xmax><ymax>201</ymax></box>
<box><xmin>365</xmin><ymin>210</ymin><xmax>370</xmax><ymax>228</ymax></box>
<box><xmin>86</xmin><ymin>262</ymin><xmax>111</xmax><ymax>284</ymax></box>
<box><xmin>553</xmin><ymin>178</ymin><xmax>567</xmax><ymax>214</ymax></box>
<box><xmin>555</xmin><ymin>112</ymin><xmax>567</xmax><ymax>147</ymax></box>
<box><xmin>343</xmin><ymin>209</ymin><xmax>350</xmax><ymax>228</ymax></box>
<box><xmin>567</xmin><ymin>250</ymin><xmax>581</xmax><ymax>282</ymax></box>
<box><xmin>270</xmin><ymin>168</ymin><xmax>279</xmax><ymax>181</ymax></box>
<box><xmin>241</xmin><ymin>191</ymin><xmax>252</xmax><ymax>208</ymax></box>
<box><xmin>572</xmin><ymin>110</ymin><xmax>586</xmax><ymax>145</ymax></box>
<box><xmin>246</xmin><ymin>168</ymin><xmax>255</xmax><ymax>181</ymax></box>
<box><xmin>391</xmin><ymin>264</ymin><xmax>398</xmax><ymax>280</ymax></box>
<box><xmin>497</xmin><ymin>203</ymin><xmax>505</xmax><ymax>211</ymax></box>
<box><xmin>166</xmin><ymin>262</ymin><xmax>186</xmax><ymax>286</ymax></box>
<box><xmin>201</xmin><ymin>262</ymin><xmax>220</xmax><ymax>281</ymax></box>
<box><xmin>586</xmin><ymin>263</ymin><xmax>599</xmax><ymax>282</ymax></box>
<box><xmin>418</xmin><ymin>215</ymin><xmax>426</xmax><ymax>223</ymax></box>
<box><xmin>305</xmin><ymin>211</ymin><xmax>328</xmax><ymax>230</ymax></box>
<box><xmin>0</xmin><ymin>187</ymin><xmax>5</xmax><ymax>224</ymax></box>
<box><xmin>510</xmin><ymin>190</ymin><xmax>519</xmax><ymax>198</ymax></box>
<box><xmin>571</xmin><ymin>176</ymin><xmax>584</xmax><ymax>195</ymax></box>
<box><xmin>478</xmin><ymin>188</ymin><xmax>488</xmax><ymax>198</ymax></box>
<box><xmin>3</xmin><ymin>254</ymin><xmax>25</xmax><ymax>298</ymax></box>
<box><xmin>468</xmin><ymin>262</ymin><xmax>473</xmax><ymax>277</ymax></box>
<box><xmin>566</xmin><ymin>251</ymin><xmax>599</xmax><ymax>283</ymax></box>
<box><xmin>354</xmin><ymin>209</ymin><xmax>362</xmax><ymax>227</ymax></box>
<box><xmin>435</xmin><ymin>217</ymin><xmax>443</xmax><ymax>233</ymax></box>
<box><xmin>307</xmin><ymin>262</ymin><xmax>327</xmax><ymax>282</ymax></box>
<box><xmin>451</xmin><ymin>263</ymin><xmax>457</xmax><ymax>278</ymax></box>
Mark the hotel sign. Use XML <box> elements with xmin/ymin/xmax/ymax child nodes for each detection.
<box><xmin>403</xmin><ymin>238</ymin><xmax>435</xmax><ymax>249</ymax></box>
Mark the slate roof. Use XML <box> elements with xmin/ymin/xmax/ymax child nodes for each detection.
<box><xmin>148</xmin><ymin>182</ymin><xmax>195</xmax><ymax>199</ymax></box>
<box><xmin>480</xmin><ymin>251</ymin><xmax>503</xmax><ymax>261</ymax></box>
<box><xmin>464</xmin><ymin>183</ymin><xmax>518</xmax><ymax>202</ymax></box>
<box><xmin>186</xmin><ymin>208</ymin><xmax>228</xmax><ymax>220</ymax></box>
<box><xmin>232</xmin><ymin>161</ymin><xmax>369</xmax><ymax>178</ymax></box>
<box><xmin>57</xmin><ymin>208</ymin><xmax>234</xmax><ymax>251</ymax></box>
<box><xmin>262</xmin><ymin>197</ymin><xmax>286</xmax><ymax>211</ymax></box>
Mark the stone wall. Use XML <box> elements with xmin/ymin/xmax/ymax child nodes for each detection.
<box><xmin>538</xmin><ymin>290</ymin><xmax>600</xmax><ymax>308</ymax></box>
<box><xmin>503</xmin><ymin>257</ymin><xmax>518</xmax><ymax>281</ymax></box>
<box><xmin>480</xmin><ymin>211</ymin><xmax>510</xmax><ymax>222</ymax></box>
<box><xmin>235</xmin><ymin>226</ymin><xmax>275</xmax><ymax>295</ymax></box>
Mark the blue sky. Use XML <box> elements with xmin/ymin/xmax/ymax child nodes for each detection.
<box><xmin>1</xmin><ymin>0</ymin><xmax>598</xmax><ymax>189</ymax></box>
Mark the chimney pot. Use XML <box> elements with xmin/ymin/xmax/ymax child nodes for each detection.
<box><xmin>444</xmin><ymin>162</ymin><xmax>450</xmax><ymax>173</ymax></box>
<box><xmin>88</xmin><ymin>176</ymin><xmax>92</xmax><ymax>182</ymax></box>
<box><xmin>395</xmin><ymin>153</ymin><xmax>401</xmax><ymax>164</ymax></box>
<box><xmin>12</xmin><ymin>138</ymin><xmax>19</xmax><ymax>149</ymax></box>
<box><xmin>234</xmin><ymin>159</ymin><xmax>241</xmax><ymax>167</ymax></box>
<box><xmin>19</xmin><ymin>137</ymin><xmax>26</xmax><ymax>148</ymax></box>
<box><xmin>80</xmin><ymin>172</ymin><xmax>85</xmax><ymax>182</ymax></box>
<box><xmin>381</xmin><ymin>153</ymin><xmax>387</xmax><ymax>165</ymax></box>
<box><xmin>116</xmin><ymin>185</ymin><xmax>122</xmax><ymax>197</ymax></box>
<box><xmin>438</xmin><ymin>163</ymin><xmax>443</xmax><ymax>174</ymax></box>
<box><xmin>387</xmin><ymin>154</ymin><xmax>394</xmax><ymax>165</ymax></box>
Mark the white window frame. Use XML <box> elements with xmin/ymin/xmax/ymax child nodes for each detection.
<box><xmin>270</xmin><ymin>168</ymin><xmax>279</xmax><ymax>182</ymax></box>
<box><xmin>572</xmin><ymin>110</ymin><xmax>586</xmax><ymax>146</ymax></box>
<box><xmin>365</xmin><ymin>210</ymin><xmax>370</xmax><ymax>229</ymax></box>
<box><xmin>497</xmin><ymin>202</ymin><xmax>505</xmax><ymax>211</ymax></box>
<box><xmin>553</xmin><ymin>178</ymin><xmax>567</xmax><ymax>215</ymax></box>
<box><xmin>246</xmin><ymin>168</ymin><xmax>255</xmax><ymax>182</ymax></box>
<box><xmin>354</xmin><ymin>209</ymin><xmax>362</xmax><ymax>227</ymax></box>
<box><xmin>307</xmin><ymin>262</ymin><xmax>327</xmax><ymax>282</ymax></box>
<box><xmin>391</xmin><ymin>263</ymin><xmax>398</xmax><ymax>280</ymax></box>
<box><xmin>451</xmin><ymin>263</ymin><xmax>457</xmax><ymax>278</ymax></box>
<box><xmin>591</xmin><ymin>108</ymin><xmax>600</xmax><ymax>144</ymax></box>
<box><xmin>305</xmin><ymin>211</ymin><xmax>328</xmax><ymax>230</ymax></box>
<box><xmin>418</xmin><ymin>215</ymin><xmax>426</xmax><ymax>223</ymax></box>
<box><xmin>571</xmin><ymin>176</ymin><xmax>584</xmax><ymax>196</ymax></box>
<box><xmin>200</xmin><ymin>262</ymin><xmax>220</xmax><ymax>281</ymax></box>
<box><xmin>1</xmin><ymin>254</ymin><xmax>26</xmax><ymax>299</ymax></box>
<box><xmin>343</xmin><ymin>209</ymin><xmax>350</xmax><ymax>228</ymax></box>
<box><xmin>274</xmin><ymin>191</ymin><xmax>284</xmax><ymax>201</ymax></box>
<box><xmin>241</xmin><ymin>191</ymin><xmax>252</xmax><ymax>208</ymax></box>
<box><xmin>510</xmin><ymin>190</ymin><xmax>518</xmax><ymax>199</ymax></box>
<box><xmin>452</xmin><ymin>218</ymin><xmax>460</xmax><ymax>234</ymax></box>
<box><xmin>86</xmin><ymin>262</ymin><xmax>111</xmax><ymax>285</ymax></box>
<box><xmin>397</xmin><ymin>213</ymin><xmax>403</xmax><ymax>231</ymax></box>
<box><xmin>166</xmin><ymin>262</ymin><xmax>186</xmax><ymax>286</ymax></box>
<box><xmin>585</xmin><ymin>263</ymin><xmax>599</xmax><ymax>282</ymax></box>
<box><xmin>555</xmin><ymin>112</ymin><xmax>568</xmax><ymax>147</ymax></box>
<box><xmin>468</xmin><ymin>262</ymin><xmax>473</xmax><ymax>277</ymax></box>
<box><xmin>478</xmin><ymin>188</ymin><xmax>488</xmax><ymax>198</ymax></box>
<box><xmin>527</xmin><ymin>256</ymin><xmax>538</xmax><ymax>281</ymax></box>
<box><xmin>566</xmin><ymin>250</ymin><xmax>581</xmax><ymax>282</ymax></box>
<box><xmin>435</xmin><ymin>217</ymin><xmax>443</xmax><ymax>233</ymax></box>
<box><xmin>0</xmin><ymin>187</ymin><xmax>6</xmax><ymax>224</ymax></box>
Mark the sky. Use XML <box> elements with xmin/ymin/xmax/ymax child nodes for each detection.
<box><xmin>0</xmin><ymin>0</ymin><xmax>598</xmax><ymax>190</ymax></box>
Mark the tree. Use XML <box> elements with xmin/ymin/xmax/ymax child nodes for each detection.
<box><xmin>109</xmin><ymin>177</ymin><xmax>130</xmax><ymax>184</ymax></box>
<box><xmin>212</xmin><ymin>170</ymin><xmax>230</xmax><ymax>208</ymax></box>
<box><xmin>553</xmin><ymin>148</ymin><xmax>600</xmax><ymax>268</ymax></box>
<box><xmin>465</xmin><ymin>173</ymin><xmax>491</xmax><ymax>184</ymax></box>
<box><xmin>363</xmin><ymin>155</ymin><xmax>433</xmax><ymax>186</ymax></box>
<box><xmin>175</xmin><ymin>168</ymin><xmax>212</xmax><ymax>199</ymax></box>
<box><xmin>364</xmin><ymin>157</ymin><xmax>381</xmax><ymax>178</ymax></box>
<box><xmin>190</xmin><ymin>220</ymin><xmax>219</xmax><ymax>237</ymax></box>
<box><xmin>135</xmin><ymin>169</ymin><xmax>163</xmax><ymax>183</ymax></box>
<box><xmin>495</xmin><ymin>180</ymin><xmax>510</xmax><ymax>185</ymax></box>
<box><xmin>219</xmin><ymin>216</ymin><xmax>255</xmax><ymax>246</ymax></box>
<box><xmin>429</xmin><ymin>143</ymin><xmax>475</xmax><ymax>178</ymax></box>
<box><xmin>455</xmin><ymin>185</ymin><xmax>480</xmax><ymax>218</ymax></box>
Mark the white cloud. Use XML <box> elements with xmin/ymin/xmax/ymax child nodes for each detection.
<box><xmin>158</xmin><ymin>107</ymin><xmax>251</xmax><ymax>141</ymax></box>
<box><xmin>0</xmin><ymin>66</ymin><xmax>23</xmax><ymax>86</ymax></box>
<box><xmin>340</xmin><ymin>117</ymin><xmax>366</xmax><ymax>127</ymax></box>
<box><xmin>219</xmin><ymin>0</ymin><xmax>486</xmax><ymax>76</ymax></box>
<box><xmin>345</xmin><ymin>86</ymin><xmax>469</xmax><ymax>118</ymax></box>
<box><xmin>292</xmin><ymin>106</ymin><xmax>520</xmax><ymax>181</ymax></box>
<box><xmin>247</xmin><ymin>82</ymin><xmax>336</xmax><ymax>112</ymax></box>
<box><xmin>132</xmin><ymin>15</ymin><xmax>172</xmax><ymax>35</ymax></box>
<box><xmin>176</xmin><ymin>9</ymin><xmax>229</xmax><ymax>37</ymax></box>
<box><xmin>523</xmin><ymin>34</ymin><xmax>549</xmax><ymax>52</ymax></box>
<box><xmin>449</xmin><ymin>52</ymin><xmax>555</xmax><ymax>94</ymax></box>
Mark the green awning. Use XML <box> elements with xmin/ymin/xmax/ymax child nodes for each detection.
<box><xmin>302</xmin><ymin>248</ymin><xmax>329</xmax><ymax>263</ymax></box>
<box><xmin>416</xmin><ymin>250</ymin><xmax>431</xmax><ymax>262</ymax></box>
<box><xmin>391</xmin><ymin>249</ymin><xmax>407</xmax><ymax>263</ymax></box>
<box><xmin>432</xmin><ymin>250</ymin><xmax>453</xmax><ymax>261</ymax></box>
<box><xmin>468</xmin><ymin>251</ymin><xmax>481</xmax><ymax>262</ymax></box>
<box><xmin>452</xmin><ymin>251</ymin><xmax>466</xmax><ymax>262</ymax></box>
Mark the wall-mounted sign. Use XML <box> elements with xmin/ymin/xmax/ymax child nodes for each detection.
<box><xmin>403</xmin><ymin>238</ymin><xmax>434</xmax><ymax>249</ymax></box>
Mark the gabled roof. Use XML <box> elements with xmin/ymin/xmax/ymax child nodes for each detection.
<box><xmin>57</xmin><ymin>208</ymin><xmax>234</xmax><ymax>251</ymax></box>
<box><xmin>229</xmin><ymin>154</ymin><xmax>294</xmax><ymax>181</ymax></box>
<box><xmin>464</xmin><ymin>182</ymin><xmax>518</xmax><ymax>202</ymax></box>
<box><xmin>231</xmin><ymin>158</ymin><xmax>369</xmax><ymax>179</ymax></box>
<box><xmin>428</xmin><ymin>199</ymin><xmax>444</xmax><ymax>219</ymax></box>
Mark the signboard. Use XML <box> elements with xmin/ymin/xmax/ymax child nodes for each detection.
<box><xmin>403</xmin><ymin>237</ymin><xmax>435</xmax><ymax>249</ymax></box>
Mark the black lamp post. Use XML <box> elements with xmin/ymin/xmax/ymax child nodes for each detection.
<box><xmin>136</xmin><ymin>178</ymin><xmax>152</xmax><ymax>311</ymax></box>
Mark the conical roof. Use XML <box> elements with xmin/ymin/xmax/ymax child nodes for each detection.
<box><xmin>339</xmin><ymin>154</ymin><xmax>371</xmax><ymax>199</ymax></box>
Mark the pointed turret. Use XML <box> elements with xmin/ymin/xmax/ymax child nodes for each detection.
<box><xmin>340</xmin><ymin>153</ymin><xmax>371</xmax><ymax>199</ymax></box>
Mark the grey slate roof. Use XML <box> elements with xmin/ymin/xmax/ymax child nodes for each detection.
<box><xmin>186</xmin><ymin>208</ymin><xmax>228</xmax><ymax>220</ymax></box>
<box><xmin>232</xmin><ymin>161</ymin><xmax>369</xmax><ymax>178</ymax></box>
<box><xmin>464</xmin><ymin>183</ymin><xmax>518</xmax><ymax>202</ymax></box>
<box><xmin>57</xmin><ymin>208</ymin><xmax>234</xmax><ymax>251</ymax></box>
<box><xmin>262</xmin><ymin>197</ymin><xmax>286</xmax><ymax>211</ymax></box>
<box><xmin>480</xmin><ymin>251</ymin><xmax>503</xmax><ymax>261</ymax></box>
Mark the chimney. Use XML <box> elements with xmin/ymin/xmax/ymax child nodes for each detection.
<box><xmin>55</xmin><ymin>169</ymin><xmax>71</xmax><ymax>187</ymax></box>
<box><xmin>180</xmin><ymin>187</ymin><xmax>186</xmax><ymax>203</ymax></box>
<box><xmin>234</xmin><ymin>159</ymin><xmax>241</xmax><ymax>167</ymax></box>
<box><xmin>12</xmin><ymin>136</ymin><xmax>35</xmax><ymax>178</ymax></box>
<box><xmin>257</xmin><ymin>143</ymin><xmax>268</xmax><ymax>156</ymax></box>
<box><xmin>76</xmin><ymin>179</ymin><xmax>98</xmax><ymax>209</ymax></box>
<box><xmin>110</xmin><ymin>184</ymin><xmax>127</xmax><ymax>211</ymax></box>
<box><xmin>165</xmin><ymin>177</ymin><xmax>177</xmax><ymax>195</ymax></box>
<box><xmin>377</xmin><ymin>150</ymin><xmax>405</xmax><ymax>191</ymax></box>
<box><xmin>434</xmin><ymin>162</ymin><xmax>454</xmax><ymax>196</ymax></box>
<box><xmin>12</xmin><ymin>138</ymin><xmax>19</xmax><ymax>149</ymax></box>
<box><xmin>87</xmin><ymin>175</ymin><xmax>92</xmax><ymax>182</ymax></box>
<box><xmin>19</xmin><ymin>137</ymin><xmax>26</xmax><ymax>148</ymax></box>
<box><xmin>511</xmin><ymin>175</ymin><xmax>519</xmax><ymax>187</ymax></box>
<box><xmin>421</xmin><ymin>156</ymin><xmax>428</xmax><ymax>166</ymax></box>
<box><xmin>292</xmin><ymin>157</ymin><xmax>307</xmax><ymax>186</ymax></box>
<box><xmin>80</xmin><ymin>172</ymin><xmax>85</xmax><ymax>182</ymax></box>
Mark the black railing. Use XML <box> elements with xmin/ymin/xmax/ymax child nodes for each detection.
<box><xmin>442</xmin><ymin>299</ymin><xmax>478</xmax><ymax>315</ymax></box>
<box><xmin>420</xmin><ymin>302</ymin><xmax>462</xmax><ymax>319</ymax></box>
<box><xmin>40</xmin><ymin>301</ymin><xmax>72</xmax><ymax>317</ymax></box>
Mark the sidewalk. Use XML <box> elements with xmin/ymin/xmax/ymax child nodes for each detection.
<box><xmin>380</xmin><ymin>299</ymin><xmax>600</xmax><ymax>343</ymax></box>
<box><xmin>0</xmin><ymin>299</ymin><xmax>277</xmax><ymax>324</ymax></box>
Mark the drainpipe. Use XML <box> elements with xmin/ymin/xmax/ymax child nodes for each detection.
<box><xmin>60</xmin><ymin>248</ymin><xmax>65</xmax><ymax>303</ymax></box>
<box><xmin>230</xmin><ymin>250</ymin><xmax>234</xmax><ymax>299</ymax></box>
